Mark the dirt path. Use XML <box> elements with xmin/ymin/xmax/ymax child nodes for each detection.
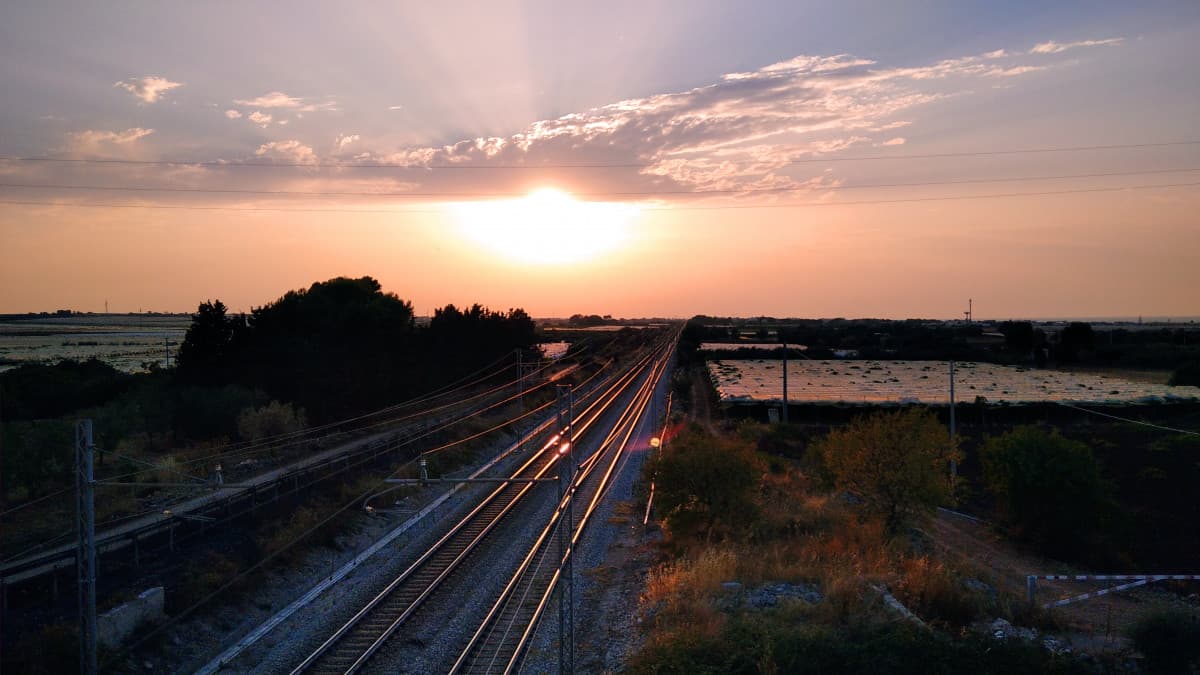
<box><xmin>688</xmin><ymin>367</ymin><xmax>717</xmax><ymax>432</ymax></box>
<box><xmin>931</xmin><ymin>511</ymin><xmax>1194</xmax><ymax>643</ymax></box>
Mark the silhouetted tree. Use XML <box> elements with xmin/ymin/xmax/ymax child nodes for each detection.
<box><xmin>1057</xmin><ymin>322</ymin><xmax>1095</xmax><ymax>363</ymax></box>
<box><xmin>177</xmin><ymin>300</ymin><xmax>245</xmax><ymax>383</ymax></box>
<box><xmin>999</xmin><ymin>321</ymin><xmax>1034</xmax><ymax>358</ymax></box>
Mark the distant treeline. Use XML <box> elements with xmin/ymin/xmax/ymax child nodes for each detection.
<box><xmin>175</xmin><ymin>276</ymin><xmax>536</xmax><ymax>421</ymax></box>
<box><xmin>0</xmin><ymin>276</ymin><xmax>538</xmax><ymax>504</ymax></box>
<box><xmin>680</xmin><ymin>316</ymin><xmax>1200</xmax><ymax>379</ymax></box>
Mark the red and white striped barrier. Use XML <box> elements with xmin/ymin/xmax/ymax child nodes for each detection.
<box><xmin>1027</xmin><ymin>574</ymin><xmax>1200</xmax><ymax>608</ymax></box>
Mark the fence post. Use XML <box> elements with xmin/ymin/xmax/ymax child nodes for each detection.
<box><xmin>1027</xmin><ymin>575</ymin><xmax>1037</xmax><ymax>605</ymax></box>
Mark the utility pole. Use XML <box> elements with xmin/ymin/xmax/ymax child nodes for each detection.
<box><xmin>76</xmin><ymin>420</ymin><xmax>97</xmax><ymax>675</ymax></box>
<box><xmin>164</xmin><ymin>336</ymin><xmax>170</xmax><ymax>369</ymax></box>
<box><xmin>517</xmin><ymin>350</ymin><xmax>524</xmax><ymax>449</ymax></box>
<box><xmin>556</xmin><ymin>385</ymin><xmax>574</xmax><ymax>675</ymax></box>
<box><xmin>948</xmin><ymin>361</ymin><xmax>957</xmax><ymax>484</ymax></box>
<box><xmin>781</xmin><ymin>338</ymin><xmax>789</xmax><ymax>424</ymax></box>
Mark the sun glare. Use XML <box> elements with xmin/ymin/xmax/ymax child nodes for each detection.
<box><xmin>452</xmin><ymin>188</ymin><xmax>640</xmax><ymax>265</ymax></box>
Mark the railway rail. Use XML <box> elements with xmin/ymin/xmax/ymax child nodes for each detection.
<box><xmin>289</xmin><ymin>336</ymin><xmax>672</xmax><ymax>675</ymax></box>
<box><xmin>450</xmin><ymin>332</ymin><xmax>675</xmax><ymax>674</ymax></box>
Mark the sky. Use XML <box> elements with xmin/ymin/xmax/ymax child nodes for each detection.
<box><xmin>1</xmin><ymin>1</ymin><xmax>1198</xmax><ymax>320</ymax></box>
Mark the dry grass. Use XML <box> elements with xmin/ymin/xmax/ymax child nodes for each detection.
<box><xmin>642</xmin><ymin>461</ymin><xmax>989</xmax><ymax>639</ymax></box>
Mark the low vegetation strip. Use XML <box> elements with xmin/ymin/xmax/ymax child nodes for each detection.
<box><xmin>629</xmin><ymin>397</ymin><xmax>1200</xmax><ymax>672</ymax></box>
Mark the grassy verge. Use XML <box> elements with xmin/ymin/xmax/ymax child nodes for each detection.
<box><xmin>630</xmin><ymin>422</ymin><xmax>1088</xmax><ymax>674</ymax></box>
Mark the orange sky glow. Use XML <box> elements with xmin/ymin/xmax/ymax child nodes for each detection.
<box><xmin>2</xmin><ymin>3</ymin><xmax>1198</xmax><ymax>320</ymax></box>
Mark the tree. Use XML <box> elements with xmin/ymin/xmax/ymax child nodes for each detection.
<box><xmin>177</xmin><ymin>300</ymin><xmax>244</xmax><ymax>383</ymax></box>
<box><xmin>650</xmin><ymin>427</ymin><xmax>762</xmax><ymax>542</ymax></box>
<box><xmin>981</xmin><ymin>426</ymin><xmax>1111</xmax><ymax>559</ymax></box>
<box><xmin>1169</xmin><ymin>361</ymin><xmax>1200</xmax><ymax>386</ymax></box>
<box><xmin>1056</xmin><ymin>322</ymin><xmax>1094</xmax><ymax>363</ymax></box>
<box><xmin>816</xmin><ymin>408</ymin><xmax>960</xmax><ymax>533</ymax></box>
<box><xmin>999</xmin><ymin>321</ymin><xmax>1034</xmax><ymax>357</ymax></box>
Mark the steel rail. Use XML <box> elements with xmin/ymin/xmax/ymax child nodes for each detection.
<box><xmin>288</xmin><ymin>343</ymin><xmax>662</xmax><ymax>674</ymax></box>
<box><xmin>449</xmin><ymin>336</ymin><xmax>674</xmax><ymax>674</ymax></box>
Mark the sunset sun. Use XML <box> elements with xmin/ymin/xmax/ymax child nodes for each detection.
<box><xmin>452</xmin><ymin>188</ymin><xmax>640</xmax><ymax>265</ymax></box>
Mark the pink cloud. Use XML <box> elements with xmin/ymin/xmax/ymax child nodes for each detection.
<box><xmin>114</xmin><ymin>76</ymin><xmax>182</xmax><ymax>103</ymax></box>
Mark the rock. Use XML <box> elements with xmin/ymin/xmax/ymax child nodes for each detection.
<box><xmin>990</xmin><ymin>617</ymin><xmax>1038</xmax><ymax>642</ymax></box>
<box><xmin>963</xmin><ymin>577</ymin><xmax>998</xmax><ymax>601</ymax></box>
<box><xmin>745</xmin><ymin>582</ymin><xmax>823</xmax><ymax>610</ymax></box>
<box><xmin>1042</xmin><ymin>636</ymin><xmax>1071</xmax><ymax>655</ymax></box>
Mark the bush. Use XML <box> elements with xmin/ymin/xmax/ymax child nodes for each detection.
<box><xmin>237</xmin><ymin>400</ymin><xmax>307</xmax><ymax>442</ymax></box>
<box><xmin>815</xmin><ymin>408</ymin><xmax>960</xmax><ymax>534</ymax></box>
<box><xmin>649</xmin><ymin>426</ymin><xmax>763</xmax><ymax>543</ymax></box>
<box><xmin>1169</xmin><ymin>361</ymin><xmax>1200</xmax><ymax>386</ymax></box>
<box><xmin>981</xmin><ymin>426</ymin><xmax>1112</xmax><ymax>561</ymax></box>
<box><xmin>1128</xmin><ymin>610</ymin><xmax>1200</xmax><ymax>674</ymax></box>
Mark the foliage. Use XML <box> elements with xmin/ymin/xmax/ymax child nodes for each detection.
<box><xmin>629</xmin><ymin>617</ymin><xmax>1085</xmax><ymax>675</ymax></box>
<box><xmin>1169</xmin><ymin>361</ymin><xmax>1200</xmax><ymax>386</ymax></box>
<box><xmin>981</xmin><ymin>426</ymin><xmax>1112</xmax><ymax>560</ymax></box>
<box><xmin>173</xmin><ymin>277</ymin><xmax>537</xmax><ymax>422</ymax></box>
<box><xmin>649</xmin><ymin>426</ymin><xmax>763</xmax><ymax>542</ymax></box>
<box><xmin>237</xmin><ymin>400</ymin><xmax>307</xmax><ymax>441</ymax></box>
<box><xmin>815</xmin><ymin>408</ymin><xmax>960</xmax><ymax>533</ymax></box>
<box><xmin>176</xmin><ymin>299</ymin><xmax>246</xmax><ymax>384</ymax></box>
<box><xmin>1055</xmin><ymin>322</ymin><xmax>1095</xmax><ymax>363</ymax></box>
<box><xmin>999</xmin><ymin>321</ymin><xmax>1035</xmax><ymax>356</ymax></box>
<box><xmin>2</xmin><ymin>420</ymin><xmax>74</xmax><ymax>502</ymax></box>
<box><xmin>1127</xmin><ymin>610</ymin><xmax>1200</xmax><ymax>674</ymax></box>
<box><xmin>0</xmin><ymin>358</ymin><xmax>131</xmax><ymax>420</ymax></box>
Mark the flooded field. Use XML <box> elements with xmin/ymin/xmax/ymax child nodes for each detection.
<box><xmin>0</xmin><ymin>314</ymin><xmax>190</xmax><ymax>372</ymax></box>
<box><xmin>708</xmin><ymin>359</ymin><xmax>1200</xmax><ymax>405</ymax></box>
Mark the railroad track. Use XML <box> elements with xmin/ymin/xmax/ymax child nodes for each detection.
<box><xmin>289</xmin><ymin>338</ymin><xmax>669</xmax><ymax>675</ymax></box>
<box><xmin>449</xmin><ymin>333</ymin><xmax>675</xmax><ymax>674</ymax></box>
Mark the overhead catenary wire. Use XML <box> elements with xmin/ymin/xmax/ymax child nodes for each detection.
<box><xmin>100</xmin><ymin>340</ymin><xmax>631</xmax><ymax>669</ymax></box>
<box><xmin>4</xmin><ymin>166</ymin><xmax>1200</xmax><ymax>199</ymax></box>
<box><xmin>3</xmin><ymin>139</ymin><xmax>1198</xmax><ymax>170</ymax></box>
<box><xmin>0</xmin><ymin>344</ymin><xmax>578</xmax><ymax>520</ymax></box>
<box><xmin>2</xmin><ymin>180</ymin><xmax>1198</xmax><ymax>215</ymax></box>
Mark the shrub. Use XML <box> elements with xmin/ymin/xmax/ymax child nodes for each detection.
<box><xmin>649</xmin><ymin>426</ymin><xmax>763</xmax><ymax>543</ymax></box>
<box><xmin>981</xmin><ymin>426</ymin><xmax>1112</xmax><ymax>560</ymax></box>
<box><xmin>236</xmin><ymin>400</ymin><xmax>307</xmax><ymax>442</ymax></box>
<box><xmin>1128</xmin><ymin>610</ymin><xmax>1200</xmax><ymax>674</ymax></box>
<box><xmin>1169</xmin><ymin>361</ymin><xmax>1200</xmax><ymax>386</ymax></box>
<box><xmin>815</xmin><ymin>409</ymin><xmax>960</xmax><ymax>534</ymax></box>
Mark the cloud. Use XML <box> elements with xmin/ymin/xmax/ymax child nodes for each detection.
<box><xmin>255</xmin><ymin>140</ymin><xmax>317</xmax><ymax>165</ymax></box>
<box><xmin>71</xmin><ymin>128</ymin><xmax>154</xmax><ymax>145</ymax></box>
<box><xmin>114</xmin><ymin>76</ymin><xmax>182</xmax><ymax>103</ymax></box>
<box><xmin>224</xmin><ymin>109</ymin><xmax>242</xmax><ymax>119</ymax></box>
<box><xmin>65</xmin><ymin>127</ymin><xmax>154</xmax><ymax>158</ymax></box>
<box><xmin>1030</xmin><ymin>37</ymin><xmax>1124</xmax><ymax>54</ymax></box>
<box><xmin>236</xmin><ymin>91</ymin><xmax>302</xmax><ymax>108</ymax></box>
<box><xmin>19</xmin><ymin>39</ymin><xmax>1111</xmax><ymax>206</ymax></box>
<box><xmin>235</xmin><ymin>91</ymin><xmax>338</xmax><ymax>112</ymax></box>
<box><xmin>388</xmin><ymin>105</ymin><xmax>404</xmax><ymax>110</ymax></box>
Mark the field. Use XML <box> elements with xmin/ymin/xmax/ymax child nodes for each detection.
<box><xmin>0</xmin><ymin>314</ymin><xmax>190</xmax><ymax>373</ymax></box>
<box><xmin>708</xmin><ymin>358</ymin><xmax>1200</xmax><ymax>405</ymax></box>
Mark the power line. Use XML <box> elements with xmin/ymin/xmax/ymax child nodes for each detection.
<box><xmin>3</xmin><ymin>167</ymin><xmax>1199</xmax><ymax>199</ymax></box>
<box><xmin>1057</xmin><ymin>401</ymin><xmax>1200</xmax><ymax>436</ymax></box>
<box><xmin>1</xmin><ymin>181</ymin><xmax>1197</xmax><ymax>215</ymax></box>
<box><xmin>2</xmin><ymin>139</ymin><xmax>1198</xmax><ymax>171</ymax></box>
